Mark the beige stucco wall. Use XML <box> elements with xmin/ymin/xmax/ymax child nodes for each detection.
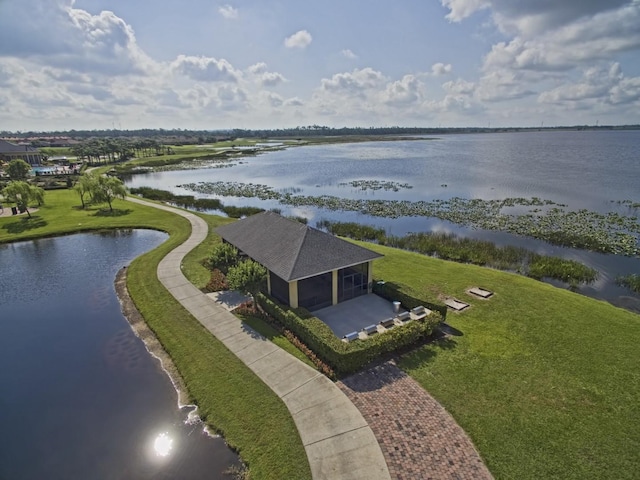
<box><xmin>288</xmin><ymin>281</ymin><xmax>299</xmax><ymax>308</ymax></box>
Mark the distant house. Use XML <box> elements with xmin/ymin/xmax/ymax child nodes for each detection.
<box><xmin>0</xmin><ymin>139</ymin><xmax>43</xmax><ymax>166</ymax></box>
<box><xmin>216</xmin><ymin>211</ymin><xmax>383</xmax><ymax>311</ymax></box>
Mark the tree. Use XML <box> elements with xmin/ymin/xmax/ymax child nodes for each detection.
<box><xmin>225</xmin><ymin>260</ymin><xmax>267</xmax><ymax>295</ymax></box>
<box><xmin>2</xmin><ymin>181</ymin><xmax>45</xmax><ymax>218</ymax></box>
<box><xmin>73</xmin><ymin>173</ymin><xmax>98</xmax><ymax>209</ymax></box>
<box><xmin>92</xmin><ymin>175</ymin><xmax>127</xmax><ymax>211</ymax></box>
<box><xmin>6</xmin><ymin>159</ymin><xmax>31</xmax><ymax>180</ymax></box>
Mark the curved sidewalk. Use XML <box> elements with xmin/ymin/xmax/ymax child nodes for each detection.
<box><xmin>127</xmin><ymin>197</ymin><xmax>390</xmax><ymax>480</ymax></box>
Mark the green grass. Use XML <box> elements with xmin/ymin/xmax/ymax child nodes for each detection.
<box><xmin>0</xmin><ymin>189</ymin><xmax>311</xmax><ymax>480</ymax></box>
<box><xmin>181</xmin><ymin>212</ymin><xmax>235</xmax><ymax>288</ymax></box>
<box><xmin>360</xmin><ymin>240</ymin><xmax>640</xmax><ymax>480</ymax></box>
<box><xmin>0</xmin><ymin>189</ymin><xmax>177</xmax><ymax>243</ymax></box>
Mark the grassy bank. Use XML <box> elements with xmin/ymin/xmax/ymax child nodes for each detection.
<box><xmin>360</xmin><ymin>240</ymin><xmax>640</xmax><ymax>480</ymax></box>
<box><xmin>0</xmin><ymin>189</ymin><xmax>311</xmax><ymax>480</ymax></box>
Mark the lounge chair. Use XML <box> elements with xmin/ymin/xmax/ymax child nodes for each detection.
<box><xmin>396</xmin><ymin>311</ymin><xmax>411</xmax><ymax>323</ymax></box>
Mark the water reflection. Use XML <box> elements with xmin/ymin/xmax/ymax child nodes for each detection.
<box><xmin>0</xmin><ymin>232</ymin><xmax>240</xmax><ymax>479</ymax></box>
<box><xmin>153</xmin><ymin>432</ymin><xmax>174</xmax><ymax>458</ymax></box>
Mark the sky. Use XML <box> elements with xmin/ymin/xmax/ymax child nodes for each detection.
<box><xmin>0</xmin><ymin>0</ymin><xmax>639</xmax><ymax>131</ymax></box>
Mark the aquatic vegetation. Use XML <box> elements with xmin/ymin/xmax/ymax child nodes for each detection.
<box><xmin>337</xmin><ymin>179</ymin><xmax>413</xmax><ymax>192</ymax></box>
<box><xmin>319</xmin><ymin>221</ymin><xmax>597</xmax><ymax>284</ymax></box>
<box><xmin>316</xmin><ymin>220</ymin><xmax>386</xmax><ymax>242</ymax></box>
<box><xmin>616</xmin><ymin>274</ymin><xmax>640</xmax><ymax>293</ymax></box>
<box><xmin>178</xmin><ymin>181</ymin><xmax>640</xmax><ymax>256</ymax></box>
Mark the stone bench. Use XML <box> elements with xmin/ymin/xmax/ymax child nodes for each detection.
<box><xmin>342</xmin><ymin>331</ymin><xmax>359</xmax><ymax>342</ymax></box>
<box><xmin>379</xmin><ymin>317</ymin><xmax>396</xmax><ymax>329</ymax></box>
<box><xmin>363</xmin><ymin>324</ymin><xmax>379</xmax><ymax>336</ymax></box>
<box><xmin>410</xmin><ymin>305</ymin><xmax>431</xmax><ymax>320</ymax></box>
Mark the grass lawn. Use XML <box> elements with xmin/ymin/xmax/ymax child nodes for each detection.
<box><xmin>0</xmin><ymin>189</ymin><xmax>311</xmax><ymax>480</ymax></box>
<box><xmin>361</xmin><ymin>240</ymin><xmax>640</xmax><ymax>480</ymax></box>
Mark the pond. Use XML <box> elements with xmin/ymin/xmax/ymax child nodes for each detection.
<box><xmin>0</xmin><ymin>230</ymin><xmax>240</xmax><ymax>479</ymax></box>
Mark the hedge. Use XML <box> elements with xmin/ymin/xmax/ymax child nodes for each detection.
<box><xmin>255</xmin><ymin>292</ymin><xmax>442</xmax><ymax>376</ymax></box>
<box><xmin>372</xmin><ymin>280</ymin><xmax>448</xmax><ymax>318</ymax></box>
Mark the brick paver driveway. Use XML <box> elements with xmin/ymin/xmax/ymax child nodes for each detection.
<box><xmin>339</xmin><ymin>360</ymin><xmax>493</xmax><ymax>480</ymax></box>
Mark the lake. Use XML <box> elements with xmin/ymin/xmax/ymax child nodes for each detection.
<box><xmin>0</xmin><ymin>231</ymin><xmax>240</xmax><ymax>479</ymax></box>
<box><xmin>125</xmin><ymin>130</ymin><xmax>640</xmax><ymax>309</ymax></box>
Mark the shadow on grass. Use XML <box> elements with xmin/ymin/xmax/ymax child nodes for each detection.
<box><xmin>439</xmin><ymin>322</ymin><xmax>463</xmax><ymax>336</ymax></box>
<box><xmin>1</xmin><ymin>216</ymin><xmax>48</xmax><ymax>234</ymax></box>
<box><xmin>93</xmin><ymin>208</ymin><xmax>133</xmax><ymax>217</ymax></box>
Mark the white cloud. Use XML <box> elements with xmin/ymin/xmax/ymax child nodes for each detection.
<box><xmin>538</xmin><ymin>62</ymin><xmax>640</xmax><ymax>106</ymax></box>
<box><xmin>441</xmin><ymin>0</ymin><xmax>490</xmax><ymax>22</ymax></box>
<box><xmin>284</xmin><ymin>97</ymin><xmax>304</xmax><ymax>107</ymax></box>
<box><xmin>171</xmin><ymin>55</ymin><xmax>240</xmax><ymax>83</ymax></box>
<box><xmin>320</xmin><ymin>68</ymin><xmax>387</xmax><ymax>95</ymax></box>
<box><xmin>248</xmin><ymin>62</ymin><xmax>268</xmax><ymax>74</ymax></box>
<box><xmin>218</xmin><ymin>5</ymin><xmax>238</xmax><ymax>20</ymax></box>
<box><xmin>284</xmin><ymin>30</ymin><xmax>313</xmax><ymax>49</ymax></box>
<box><xmin>431</xmin><ymin>62</ymin><xmax>453</xmax><ymax>76</ymax></box>
<box><xmin>383</xmin><ymin>75</ymin><xmax>423</xmax><ymax>106</ymax></box>
<box><xmin>247</xmin><ymin>62</ymin><xmax>286</xmax><ymax>86</ymax></box>
<box><xmin>443</xmin><ymin>78</ymin><xmax>475</xmax><ymax>95</ymax></box>
<box><xmin>442</xmin><ymin>0</ymin><xmax>631</xmax><ymax>36</ymax></box>
<box><xmin>341</xmin><ymin>49</ymin><xmax>358</xmax><ymax>59</ymax></box>
<box><xmin>260</xmin><ymin>72</ymin><xmax>287</xmax><ymax>87</ymax></box>
<box><xmin>0</xmin><ymin>0</ymin><xmax>155</xmax><ymax>76</ymax></box>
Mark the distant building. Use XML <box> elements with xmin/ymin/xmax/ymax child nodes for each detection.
<box><xmin>0</xmin><ymin>139</ymin><xmax>43</xmax><ymax>166</ymax></box>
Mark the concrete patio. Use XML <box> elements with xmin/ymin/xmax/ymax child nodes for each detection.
<box><xmin>314</xmin><ymin>294</ymin><xmax>404</xmax><ymax>338</ymax></box>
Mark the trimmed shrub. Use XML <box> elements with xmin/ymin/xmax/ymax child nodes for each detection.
<box><xmin>226</xmin><ymin>260</ymin><xmax>267</xmax><ymax>294</ymax></box>
<box><xmin>206</xmin><ymin>242</ymin><xmax>239</xmax><ymax>273</ymax></box>
<box><xmin>255</xmin><ymin>292</ymin><xmax>441</xmax><ymax>376</ymax></box>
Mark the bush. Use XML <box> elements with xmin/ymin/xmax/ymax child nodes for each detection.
<box><xmin>206</xmin><ymin>243</ymin><xmax>239</xmax><ymax>273</ymax></box>
<box><xmin>205</xmin><ymin>269</ymin><xmax>228</xmax><ymax>292</ymax></box>
<box><xmin>255</xmin><ymin>292</ymin><xmax>441</xmax><ymax>376</ymax></box>
<box><xmin>226</xmin><ymin>260</ymin><xmax>267</xmax><ymax>294</ymax></box>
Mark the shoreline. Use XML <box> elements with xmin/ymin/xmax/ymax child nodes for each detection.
<box><xmin>114</xmin><ymin>267</ymin><xmax>201</xmax><ymax>423</ymax></box>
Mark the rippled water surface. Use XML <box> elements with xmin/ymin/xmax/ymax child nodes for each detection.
<box><xmin>0</xmin><ymin>231</ymin><xmax>240</xmax><ymax>479</ymax></box>
<box><xmin>125</xmin><ymin>130</ymin><xmax>640</xmax><ymax>307</ymax></box>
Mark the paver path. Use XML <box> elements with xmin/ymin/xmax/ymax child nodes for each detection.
<box><xmin>339</xmin><ymin>360</ymin><xmax>493</xmax><ymax>480</ymax></box>
<box><xmin>126</xmin><ymin>197</ymin><xmax>391</xmax><ymax>480</ymax></box>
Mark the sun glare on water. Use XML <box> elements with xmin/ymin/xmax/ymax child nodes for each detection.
<box><xmin>153</xmin><ymin>432</ymin><xmax>173</xmax><ymax>457</ymax></box>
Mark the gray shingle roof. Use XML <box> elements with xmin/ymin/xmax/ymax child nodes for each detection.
<box><xmin>0</xmin><ymin>139</ymin><xmax>39</xmax><ymax>154</ymax></box>
<box><xmin>216</xmin><ymin>211</ymin><xmax>383</xmax><ymax>281</ymax></box>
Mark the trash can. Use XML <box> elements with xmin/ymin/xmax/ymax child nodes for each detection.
<box><xmin>393</xmin><ymin>301</ymin><xmax>401</xmax><ymax>313</ymax></box>
<box><xmin>11</xmin><ymin>206</ymin><xmax>18</xmax><ymax>215</ymax></box>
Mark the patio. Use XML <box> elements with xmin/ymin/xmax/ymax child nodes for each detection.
<box><xmin>314</xmin><ymin>294</ymin><xmax>404</xmax><ymax>339</ymax></box>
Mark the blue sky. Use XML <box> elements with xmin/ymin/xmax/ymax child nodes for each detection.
<box><xmin>0</xmin><ymin>0</ymin><xmax>639</xmax><ymax>131</ymax></box>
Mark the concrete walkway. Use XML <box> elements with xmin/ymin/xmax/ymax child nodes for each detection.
<box><xmin>126</xmin><ymin>197</ymin><xmax>391</xmax><ymax>480</ymax></box>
